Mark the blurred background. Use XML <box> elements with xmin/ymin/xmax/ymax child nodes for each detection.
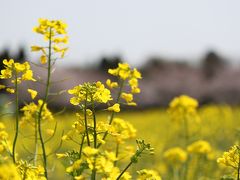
<box><xmin>1</xmin><ymin>0</ymin><xmax>240</xmax><ymax>108</ymax></box>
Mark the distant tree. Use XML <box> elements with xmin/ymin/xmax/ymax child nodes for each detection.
<box><xmin>143</xmin><ymin>57</ymin><xmax>189</xmax><ymax>73</ymax></box>
<box><xmin>98</xmin><ymin>56</ymin><xmax>122</xmax><ymax>71</ymax></box>
<box><xmin>15</xmin><ymin>46</ymin><xmax>26</xmax><ymax>62</ymax></box>
<box><xmin>0</xmin><ymin>46</ymin><xmax>26</xmax><ymax>70</ymax></box>
<box><xmin>201</xmin><ymin>51</ymin><xmax>226</xmax><ymax>79</ymax></box>
<box><xmin>0</xmin><ymin>47</ymin><xmax>27</xmax><ymax>93</ymax></box>
<box><xmin>0</xmin><ymin>48</ymin><xmax>10</xmax><ymax>70</ymax></box>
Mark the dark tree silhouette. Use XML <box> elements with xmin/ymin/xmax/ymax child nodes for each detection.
<box><xmin>201</xmin><ymin>51</ymin><xmax>226</xmax><ymax>79</ymax></box>
<box><xmin>98</xmin><ymin>56</ymin><xmax>122</xmax><ymax>71</ymax></box>
<box><xmin>15</xmin><ymin>46</ymin><xmax>26</xmax><ymax>62</ymax></box>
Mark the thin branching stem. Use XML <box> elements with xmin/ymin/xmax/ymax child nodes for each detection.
<box><xmin>91</xmin><ymin>100</ymin><xmax>97</xmax><ymax>180</ymax></box>
<box><xmin>79</xmin><ymin>133</ymin><xmax>85</xmax><ymax>159</ymax></box>
<box><xmin>116</xmin><ymin>161</ymin><xmax>132</xmax><ymax>180</ymax></box>
<box><xmin>12</xmin><ymin>72</ymin><xmax>19</xmax><ymax>163</ymax></box>
<box><xmin>114</xmin><ymin>142</ymin><xmax>119</xmax><ymax>166</ymax></box>
<box><xmin>84</xmin><ymin>93</ymin><xmax>90</xmax><ymax>146</ymax></box>
<box><xmin>37</xmin><ymin>27</ymin><xmax>53</xmax><ymax>179</ymax></box>
<box><xmin>34</xmin><ymin>114</ymin><xmax>38</xmax><ymax>166</ymax></box>
<box><xmin>238</xmin><ymin>152</ymin><xmax>240</xmax><ymax>180</ymax></box>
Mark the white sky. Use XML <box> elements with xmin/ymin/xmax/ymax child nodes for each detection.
<box><xmin>1</xmin><ymin>0</ymin><xmax>240</xmax><ymax>67</ymax></box>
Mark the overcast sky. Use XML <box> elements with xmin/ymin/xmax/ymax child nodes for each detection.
<box><xmin>1</xmin><ymin>0</ymin><xmax>240</xmax><ymax>67</ymax></box>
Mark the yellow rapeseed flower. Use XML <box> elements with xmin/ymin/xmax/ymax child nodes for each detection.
<box><xmin>83</xmin><ymin>146</ymin><xmax>99</xmax><ymax>156</ymax></box>
<box><xmin>40</xmin><ymin>55</ymin><xmax>47</xmax><ymax>64</ymax></box>
<box><xmin>168</xmin><ymin>95</ymin><xmax>199</xmax><ymax>122</ymax></box>
<box><xmin>0</xmin><ymin>59</ymin><xmax>35</xmax><ymax>87</ymax></box>
<box><xmin>32</xmin><ymin>18</ymin><xmax>68</xmax><ymax>61</ymax></box>
<box><xmin>187</xmin><ymin>140</ymin><xmax>212</xmax><ymax>154</ymax></box>
<box><xmin>27</xmin><ymin>89</ymin><xmax>38</xmax><ymax>99</ymax></box>
<box><xmin>21</xmin><ymin>100</ymin><xmax>54</xmax><ymax>125</ymax></box>
<box><xmin>137</xmin><ymin>169</ymin><xmax>162</xmax><ymax>180</ymax></box>
<box><xmin>6</xmin><ymin>88</ymin><xmax>15</xmax><ymax>94</ymax></box>
<box><xmin>121</xmin><ymin>93</ymin><xmax>133</xmax><ymax>103</ymax></box>
<box><xmin>107</xmin><ymin>103</ymin><xmax>120</xmax><ymax>112</ymax></box>
<box><xmin>68</xmin><ymin>82</ymin><xmax>112</xmax><ymax>106</ymax></box>
<box><xmin>164</xmin><ymin>147</ymin><xmax>187</xmax><ymax>167</ymax></box>
<box><xmin>217</xmin><ymin>144</ymin><xmax>240</xmax><ymax>170</ymax></box>
<box><xmin>0</xmin><ymin>85</ymin><xmax>6</xmax><ymax>89</ymax></box>
<box><xmin>106</xmin><ymin>79</ymin><xmax>118</xmax><ymax>89</ymax></box>
<box><xmin>109</xmin><ymin>118</ymin><xmax>137</xmax><ymax>143</ymax></box>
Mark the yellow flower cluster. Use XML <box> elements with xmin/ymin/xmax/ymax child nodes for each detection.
<box><xmin>163</xmin><ymin>147</ymin><xmax>187</xmax><ymax>167</ymax></box>
<box><xmin>106</xmin><ymin>79</ymin><xmax>118</xmax><ymax>89</ymax></box>
<box><xmin>27</xmin><ymin>89</ymin><xmax>38</xmax><ymax>99</ymax></box>
<box><xmin>217</xmin><ymin>145</ymin><xmax>240</xmax><ymax>170</ymax></box>
<box><xmin>107</xmin><ymin>103</ymin><xmax>120</xmax><ymax>112</ymax></box>
<box><xmin>137</xmin><ymin>169</ymin><xmax>162</xmax><ymax>180</ymax></box>
<box><xmin>102</xmin><ymin>167</ymin><xmax>132</xmax><ymax>180</ymax></box>
<box><xmin>0</xmin><ymin>123</ymin><xmax>11</xmax><ymax>154</ymax></box>
<box><xmin>32</xmin><ymin>18</ymin><xmax>68</xmax><ymax>63</ymax></box>
<box><xmin>0</xmin><ymin>59</ymin><xmax>35</xmax><ymax>93</ymax></box>
<box><xmin>65</xmin><ymin>146</ymin><xmax>132</xmax><ymax>179</ymax></box>
<box><xmin>108</xmin><ymin>63</ymin><xmax>141</xmax><ymax>93</ymax></box>
<box><xmin>109</xmin><ymin>118</ymin><xmax>137</xmax><ymax>144</ymax></box>
<box><xmin>21</xmin><ymin>100</ymin><xmax>54</xmax><ymax>125</ymax></box>
<box><xmin>0</xmin><ymin>162</ymin><xmax>21</xmax><ymax>180</ymax></box>
<box><xmin>68</xmin><ymin>82</ymin><xmax>112</xmax><ymax>105</ymax></box>
<box><xmin>168</xmin><ymin>95</ymin><xmax>199</xmax><ymax>122</ymax></box>
<box><xmin>17</xmin><ymin>160</ymin><xmax>46</xmax><ymax>180</ymax></box>
<box><xmin>187</xmin><ymin>140</ymin><xmax>212</xmax><ymax>155</ymax></box>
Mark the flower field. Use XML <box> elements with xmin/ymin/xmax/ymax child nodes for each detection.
<box><xmin>1</xmin><ymin>105</ymin><xmax>240</xmax><ymax>179</ymax></box>
<box><xmin>0</xmin><ymin>18</ymin><xmax>239</xmax><ymax>180</ymax></box>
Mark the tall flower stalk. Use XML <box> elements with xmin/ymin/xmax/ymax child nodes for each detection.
<box><xmin>12</xmin><ymin>72</ymin><xmax>19</xmax><ymax>163</ymax></box>
<box><xmin>31</xmin><ymin>18</ymin><xmax>68</xmax><ymax>179</ymax></box>
<box><xmin>0</xmin><ymin>59</ymin><xmax>35</xmax><ymax>163</ymax></box>
<box><xmin>36</xmin><ymin>29</ymin><xmax>52</xmax><ymax>178</ymax></box>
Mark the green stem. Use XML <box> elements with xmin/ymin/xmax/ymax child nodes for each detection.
<box><xmin>183</xmin><ymin>116</ymin><xmax>189</xmax><ymax>146</ymax></box>
<box><xmin>183</xmin><ymin>158</ymin><xmax>189</xmax><ymax>180</ymax></box>
<box><xmin>84</xmin><ymin>95</ymin><xmax>90</xmax><ymax>146</ymax></box>
<box><xmin>12</xmin><ymin>74</ymin><xmax>19</xmax><ymax>163</ymax></box>
<box><xmin>34</xmin><ymin>114</ymin><xmax>38</xmax><ymax>166</ymax></box>
<box><xmin>108</xmin><ymin>79</ymin><xmax>124</xmax><ymax>125</ymax></box>
<box><xmin>173</xmin><ymin>167</ymin><xmax>179</xmax><ymax>180</ymax></box>
<box><xmin>37</xmin><ymin>27</ymin><xmax>53</xmax><ymax>179</ymax></box>
<box><xmin>114</xmin><ymin>143</ymin><xmax>119</xmax><ymax>166</ymax></box>
<box><xmin>23</xmin><ymin>167</ymin><xmax>28</xmax><ymax>180</ymax></box>
<box><xmin>116</xmin><ymin>161</ymin><xmax>132</xmax><ymax>180</ymax></box>
<box><xmin>238</xmin><ymin>153</ymin><xmax>240</xmax><ymax>180</ymax></box>
<box><xmin>117</xmin><ymin>147</ymin><xmax>145</xmax><ymax>180</ymax></box>
<box><xmin>79</xmin><ymin>134</ymin><xmax>85</xmax><ymax>159</ymax></box>
<box><xmin>92</xmin><ymin>101</ymin><xmax>97</xmax><ymax>148</ymax></box>
<box><xmin>91</xmin><ymin>100</ymin><xmax>97</xmax><ymax>180</ymax></box>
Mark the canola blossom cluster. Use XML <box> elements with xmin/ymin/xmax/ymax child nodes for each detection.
<box><xmin>63</xmin><ymin>146</ymin><xmax>131</xmax><ymax>179</ymax></box>
<box><xmin>17</xmin><ymin>160</ymin><xmax>46</xmax><ymax>180</ymax></box>
<box><xmin>168</xmin><ymin>95</ymin><xmax>199</xmax><ymax>122</ymax></box>
<box><xmin>68</xmin><ymin>82</ymin><xmax>112</xmax><ymax>106</ymax></box>
<box><xmin>108</xmin><ymin>63</ymin><xmax>141</xmax><ymax>105</ymax></box>
<box><xmin>187</xmin><ymin>140</ymin><xmax>212</xmax><ymax>155</ymax></box>
<box><xmin>163</xmin><ymin>147</ymin><xmax>187</xmax><ymax>167</ymax></box>
<box><xmin>0</xmin><ymin>59</ymin><xmax>35</xmax><ymax>93</ymax></box>
<box><xmin>109</xmin><ymin>118</ymin><xmax>137</xmax><ymax>144</ymax></box>
<box><xmin>0</xmin><ymin>123</ymin><xmax>11</xmax><ymax>155</ymax></box>
<box><xmin>21</xmin><ymin>100</ymin><xmax>54</xmax><ymax>125</ymax></box>
<box><xmin>58</xmin><ymin>62</ymin><xmax>160</xmax><ymax>179</ymax></box>
<box><xmin>137</xmin><ymin>169</ymin><xmax>162</xmax><ymax>180</ymax></box>
<box><xmin>217</xmin><ymin>145</ymin><xmax>240</xmax><ymax>170</ymax></box>
<box><xmin>31</xmin><ymin>18</ymin><xmax>68</xmax><ymax>63</ymax></box>
<box><xmin>0</xmin><ymin>161</ymin><xmax>21</xmax><ymax>180</ymax></box>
